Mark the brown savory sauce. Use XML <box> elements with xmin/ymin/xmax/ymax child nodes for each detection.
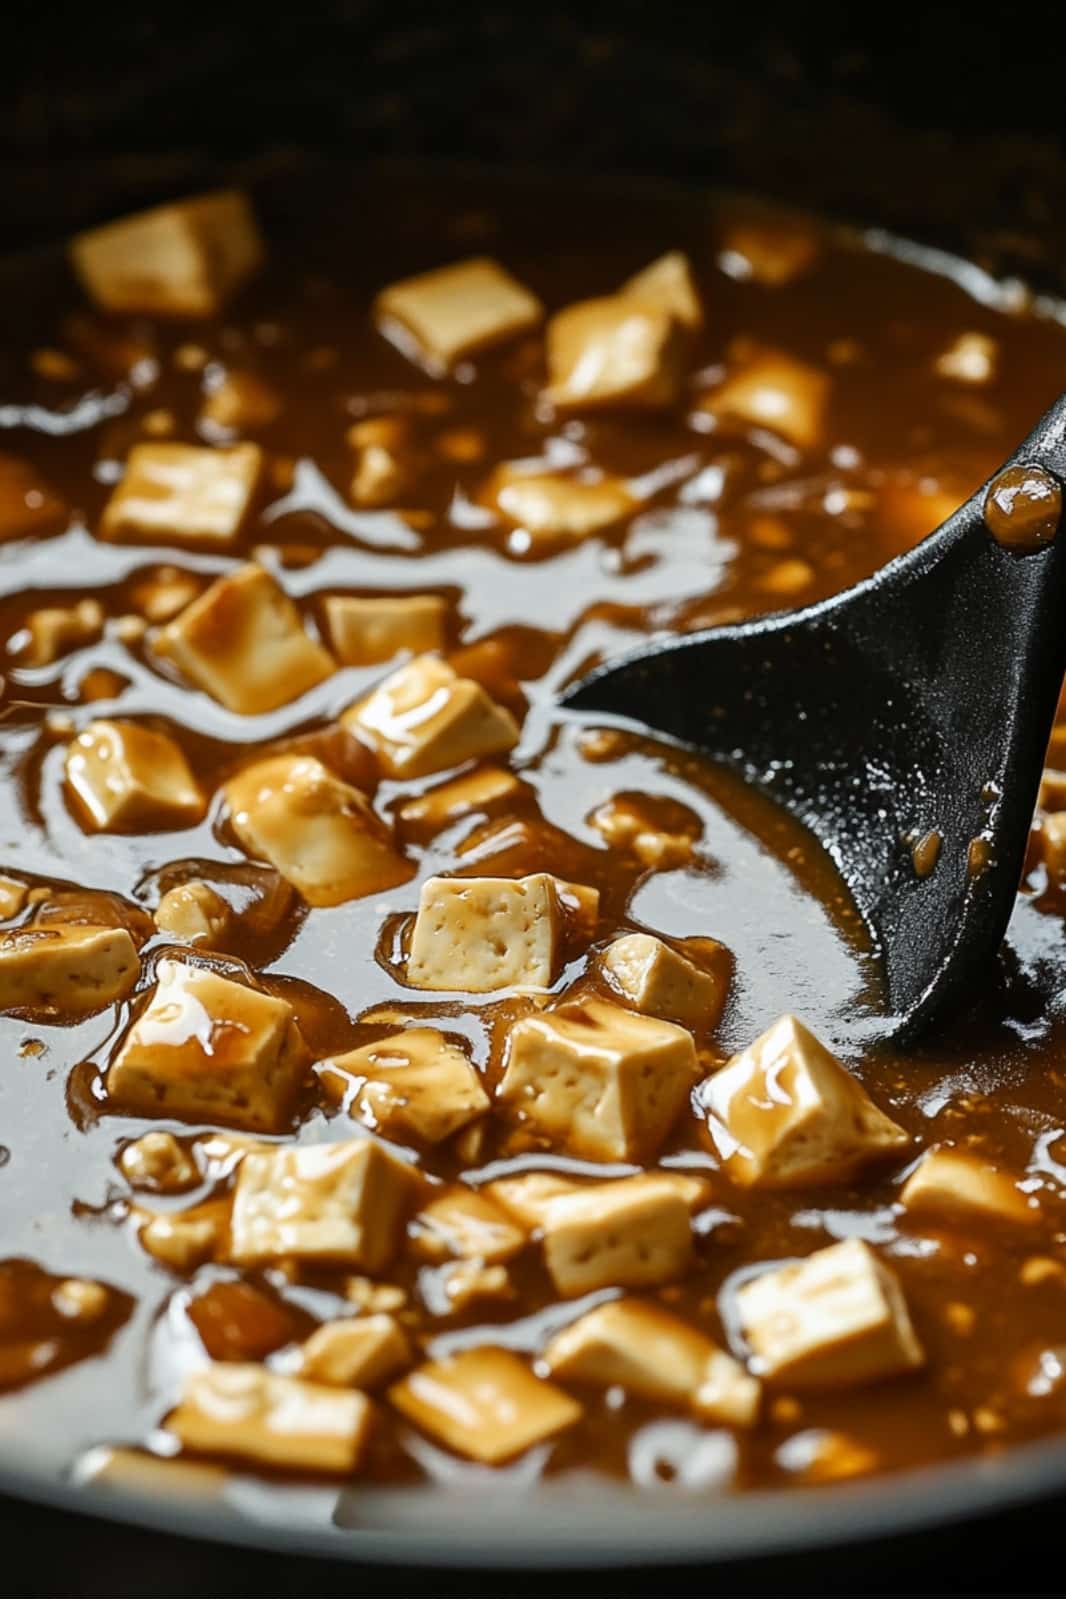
<box><xmin>3</xmin><ymin>175</ymin><xmax>1066</xmax><ymax>1513</ymax></box>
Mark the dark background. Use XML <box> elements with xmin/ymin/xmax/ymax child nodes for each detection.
<box><xmin>4</xmin><ymin>2</ymin><xmax>1066</xmax><ymax>1593</ymax></box>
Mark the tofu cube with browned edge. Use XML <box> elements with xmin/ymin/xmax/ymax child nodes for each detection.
<box><xmin>0</xmin><ymin>922</ymin><xmax>139</xmax><ymax>1015</ymax></box>
<box><xmin>154</xmin><ymin>881</ymin><xmax>232</xmax><ymax>946</ymax></box>
<box><xmin>406</xmin><ymin>872</ymin><xmax>596</xmax><ymax>994</ymax></box>
<box><xmin>224</xmin><ymin>754</ymin><xmax>411</xmax><ymax>906</ymax></box>
<box><xmin>299</xmin><ymin>1314</ymin><xmax>411</xmax><ymax>1389</ymax></box>
<box><xmin>65</xmin><ymin>720</ymin><xmax>205</xmax><ymax>833</ymax></box>
<box><xmin>376</xmin><ymin>257</ymin><xmax>543</xmax><ymax>368</ymax></box>
<box><xmin>899</xmin><ymin>1146</ymin><xmax>1037</xmax><ymax>1226</ymax></box>
<box><xmin>388</xmin><ymin>1347</ymin><xmax>580</xmax><ymax>1464</ymax></box>
<box><xmin>701</xmin><ymin>346</ymin><xmax>829</xmax><ymax>450</ymax></box>
<box><xmin>230</xmin><ymin>1138</ymin><xmax>419</xmax><ymax>1270</ymax></box>
<box><xmin>106</xmin><ymin>959</ymin><xmax>306</xmax><ymax>1132</ymax></box>
<box><xmin>702</xmin><ymin>1014</ymin><xmax>909</xmax><ymax>1187</ymax></box>
<box><xmin>621</xmin><ymin>251</ymin><xmax>703</xmax><ymax>330</ymax></box>
<box><xmin>166</xmin><ymin>1363</ymin><xmax>371</xmax><ymax>1474</ymax></box>
<box><xmin>324</xmin><ymin>594</ymin><xmax>447</xmax><ymax>666</ymax></box>
<box><xmin>408</xmin><ymin>1187</ymin><xmax>527</xmax><ymax>1264</ymax></box>
<box><xmin>497</xmin><ymin>996</ymin><xmax>697</xmax><ymax>1162</ymax></box>
<box><xmin>316</xmin><ymin>1027</ymin><xmax>489</xmax><ymax>1144</ymax></box>
<box><xmin>100</xmin><ymin>444</ymin><xmax>262</xmax><ymax>549</ymax></box>
<box><xmin>544</xmin><ymin>295</ymin><xmax>687</xmax><ymax>412</ymax></box>
<box><xmin>156</xmin><ymin>565</ymin><xmax>334</xmax><ymax>715</ymax></box>
<box><xmin>70</xmin><ymin>191</ymin><xmax>264</xmax><ymax>318</ymax></box>
<box><xmin>484</xmin><ymin>465</ymin><xmax>635</xmax><ymax>551</ymax></box>
<box><xmin>342</xmin><ymin>654</ymin><xmax>518</xmax><ymax>779</ymax></box>
<box><xmin>600</xmin><ymin>932</ymin><xmax>729</xmax><ymax>1031</ymax></box>
<box><xmin>736</xmin><ymin>1238</ymin><xmax>925</xmax><ymax>1388</ymax></box>
<box><xmin>539</xmin><ymin>1175</ymin><xmax>693</xmax><ymax>1296</ymax></box>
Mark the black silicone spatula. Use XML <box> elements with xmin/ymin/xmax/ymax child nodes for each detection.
<box><xmin>563</xmin><ymin>395</ymin><xmax>1066</xmax><ymax>1043</ymax></box>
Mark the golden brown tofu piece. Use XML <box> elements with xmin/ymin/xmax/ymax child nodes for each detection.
<box><xmin>736</xmin><ymin>1239</ymin><xmax>925</xmax><ymax>1388</ymax></box>
<box><xmin>118</xmin><ymin>1130</ymin><xmax>199</xmax><ymax>1193</ymax></box>
<box><xmin>167</xmin><ymin>1363</ymin><xmax>371</xmax><ymax>1474</ymax></box>
<box><xmin>200</xmin><ymin>371</ymin><xmax>282</xmax><ymax>433</ymax></box>
<box><xmin>899</xmin><ymin>1146</ymin><xmax>1037</xmax><ymax>1226</ymax></box>
<box><xmin>396</xmin><ymin>766</ymin><xmax>521</xmax><ymax>838</ymax></box>
<box><xmin>497</xmin><ymin>997</ymin><xmax>697</xmax><ymax>1162</ymax></box>
<box><xmin>934</xmin><ymin>332</ymin><xmax>998</xmax><ymax>384</ymax></box>
<box><xmin>154</xmin><ymin>881</ymin><xmax>232</xmax><ymax>946</ymax></box>
<box><xmin>341</xmin><ymin>654</ymin><xmax>518</xmax><ymax>779</ymax></box>
<box><xmin>156</xmin><ymin>565</ymin><xmax>334</xmax><ymax>714</ymax></box>
<box><xmin>544</xmin><ymin>295</ymin><xmax>686</xmax><ymax>412</ymax></box>
<box><xmin>0</xmin><ymin>922</ymin><xmax>139</xmax><ymax>1015</ymax></box>
<box><xmin>388</xmin><ymin>1347</ymin><xmax>580</xmax><ymax>1464</ymax></box>
<box><xmin>135</xmin><ymin>1198</ymin><xmax>231</xmax><ymax>1271</ymax></box>
<box><xmin>299</xmin><ymin>1314</ymin><xmax>411</xmax><ymax>1389</ymax></box>
<box><xmin>588</xmin><ymin>792</ymin><xmax>700</xmax><ymax>868</ymax></box>
<box><xmin>702</xmin><ymin>346</ymin><xmax>828</xmax><ymax>450</ymax></box>
<box><xmin>106</xmin><ymin>960</ymin><xmax>306</xmax><ymax>1131</ymax></box>
<box><xmin>408</xmin><ymin>1187</ymin><xmax>527</xmax><ymax>1264</ymax></box>
<box><xmin>702</xmin><ymin>1014</ymin><xmax>908</xmax><ymax>1188</ymax></box>
<box><xmin>65</xmin><ymin>720</ymin><xmax>205</xmax><ymax>833</ymax></box>
<box><xmin>71</xmin><ymin>191</ymin><xmax>264</xmax><ymax>318</ymax></box>
<box><xmin>620</xmin><ymin>250</ymin><xmax>703</xmax><ymax>330</ymax></box>
<box><xmin>130</xmin><ymin>567</ymin><xmax>205</xmax><ymax>624</ymax></box>
<box><xmin>540</xmin><ymin>1175</ymin><xmax>692</xmax><ymax>1297</ymax></box>
<box><xmin>10</xmin><ymin>598</ymin><xmax>103</xmax><ymax>667</ymax></box>
<box><xmin>224</xmin><ymin>754</ymin><xmax>411</xmax><ymax>906</ymax></box>
<box><xmin>0</xmin><ymin>453</ymin><xmax>67</xmax><ymax>542</ymax></box>
<box><xmin>376</xmin><ymin>257</ymin><xmax>543</xmax><ymax>368</ymax></box>
<box><xmin>406</xmin><ymin>873</ymin><xmax>596</xmax><ymax>993</ymax></box>
<box><xmin>323</xmin><ymin>594</ymin><xmax>446</xmax><ymax>666</ymax></box>
<box><xmin>543</xmin><ymin>1298</ymin><xmax>760</xmax><ymax>1426</ymax></box>
<box><xmin>0</xmin><ymin>875</ymin><xmax>28</xmax><ymax>920</ymax></box>
<box><xmin>599</xmin><ymin>933</ymin><xmax>729</xmax><ymax>1031</ymax></box>
<box><xmin>485</xmin><ymin>1171</ymin><xmax>583</xmax><ymax>1228</ymax></box>
<box><xmin>100</xmin><ymin>444</ymin><xmax>262</xmax><ymax>549</ymax></box>
<box><xmin>316</xmin><ymin>1027</ymin><xmax>489</xmax><ymax>1144</ymax></box>
<box><xmin>484</xmin><ymin>465</ymin><xmax>636</xmax><ymax>550</ymax></box>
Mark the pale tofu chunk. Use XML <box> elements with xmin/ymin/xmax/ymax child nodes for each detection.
<box><xmin>156</xmin><ymin>565</ymin><xmax>334</xmax><ymax>715</ymax></box>
<box><xmin>0</xmin><ymin>922</ymin><xmax>139</xmax><ymax>1014</ymax></box>
<box><xmin>934</xmin><ymin>332</ymin><xmax>998</xmax><ymax>384</ymax></box>
<box><xmin>702</xmin><ymin>347</ymin><xmax>828</xmax><ymax>450</ymax></box>
<box><xmin>65</xmin><ymin>719</ymin><xmax>205</xmax><ymax>832</ymax></box>
<box><xmin>131</xmin><ymin>567</ymin><xmax>204</xmax><ymax>624</ymax></box>
<box><xmin>135</xmin><ymin>1198</ymin><xmax>230</xmax><ymax>1271</ymax></box>
<box><xmin>341</xmin><ymin>654</ymin><xmax>518</xmax><ymax>779</ymax></box>
<box><xmin>484</xmin><ymin>465</ymin><xmax>635</xmax><ymax>549</ymax></box>
<box><xmin>0</xmin><ymin>875</ymin><xmax>27</xmax><ymax>919</ymax></box>
<box><xmin>154</xmin><ymin>881</ymin><xmax>232</xmax><ymax>946</ymax></box>
<box><xmin>388</xmin><ymin>1347</ymin><xmax>580</xmax><ymax>1464</ymax></box>
<box><xmin>71</xmin><ymin>191</ymin><xmax>264</xmax><ymax>317</ymax></box>
<box><xmin>10</xmin><ymin>598</ymin><xmax>103</xmax><ymax>666</ymax></box>
<box><xmin>224</xmin><ymin>754</ymin><xmax>410</xmax><ymax>906</ymax></box>
<box><xmin>718</xmin><ymin>219</ymin><xmax>818</xmax><ymax>286</ymax></box>
<box><xmin>485</xmin><ymin>1172</ymin><xmax>583</xmax><ymax>1227</ymax></box>
<box><xmin>167</xmin><ymin>1363</ymin><xmax>371</xmax><ymax>1474</ymax></box>
<box><xmin>100</xmin><ymin>444</ymin><xmax>263</xmax><ymax>549</ymax></box>
<box><xmin>299</xmin><ymin>1314</ymin><xmax>411</xmax><ymax>1389</ymax></box>
<box><xmin>1039</xmin><ymin>769</ymin><xmax>1066</xmax><ymax>812</ymax></box>
<box><xmin>703</xmin><ymin>1014</ymin><xmax>909</xmax><ymax>1188</ymax></box>
<box><xmin>323</xmin><ymin>594</ymin><xmax>446</xmax><ymax>666</ymax></box>
<box><xmin>350</xmin><ymin>443</ymin><xmax>415</xmax><ymax>508</ymax></box>
<box><xmin>406</xmin><ymin>873</ymin><xmax>593</xmax><ymax>993</ymax></box>
<box><xmin>620</xmin><ymin>251</ymin><xmax>703</xmax><ymax>330</ymax></box>
<box><xmin>899</xmin><ymin>1146</ymin><xmax>1037</xmax><ymax>1226</ymax></box>
<box><xmin>118</xmin><ymin>1130</ymin><xmax>198</xmax><ymax>1193</ymax></box>
<box><xmin>588</xmin><ymin>792</ymin><xmax>700</xmax><ymax>868</ymax></box>
<box><xmin>408</xmin><ymin>1187</ymin><xmax>527</xmax><ymax>1263</ymax></box>
<box><xmin>736</xmin><ymin>1238</ymin><xmax>925</xmax><ymax>1387</ymax></box>
<box><xmin>600</xmin><ymin>933</ymin><xmax>728</xmax><ymax>1031</ymax></box>
<box><xmin>497</xmin><ymin>997</ymin><xmax>697</xmax><ymax>1162</ymax></box>
<box><xmin>543</xmin><ymin>1298</ymin><xmax>760</xmax><ymax>1426</ymax></box>
<box><xmin>376</xmin><ymin>257</ymin><xmax>543</xmax><ymax>368</ymax></box>
<box><xmin>539</xmin><ymin>1175</ymin><xmax>693</xmax><ymax>1297</ymax></box>
<box><xmin>229</xmin><ymin>1138</ymin><xmax>419</xmax><ymax>1270</ymax></box>
<box><xmin>106</xmin><ymin>960</ymin><xmax>306</xmax><ymax>1132</ymax></box>
<box><xmin>396</xmin><ymin>766</ymin><xmax>521</xmax><ymax>837</ymax></box>
<box><xmin>200</xmin><ymin>371</ymin><xmax>281</xmax><ymax>433</ymax></box>
<box><xmin>544</xmin><ymin>295</ymin><xmax>686</xmax><ymax>412</ymax></box>
<box><xmin>315</xmin><ymin>1027</ymin><xmax>489</xmax><ymax>1143</ymax></box>
<box><xmin>0</xmin><ymin>453</ymin><xmax>67</xmax><ymax>541</ymax></box>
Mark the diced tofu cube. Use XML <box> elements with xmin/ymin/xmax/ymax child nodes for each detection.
<box><xmin>100</xmin><ymin>444</ymin><xmax>263</xmax><ymax>549</ymax></box>
<box><xmin>934</xmin><ymin>332</ymin><xmax>998</xmax><ymax>384</ymax></box>
<box><xmin>718</xmin><ymin>219</ymin><xmax>819</xmax><ymax>285</ymax></box>
<box><xmin>600</xmin><ymin>933</ymin><xmax>729</xmax><ymax>1031</ymax></box>
<box><xmin>229</xmin><ymin>1138</ymin><xmax>419</xmax><ymax>1270</ymax></box>
<box><xmin>199</xmin><ymin>371</ymin><xmax>281</xmax><ymax>433</ymax></box>
<box><xmin>224</xmin><ymin>754</ymin><xmax>410</xmax><ymax>906</ymax></box>
<box><xmin>167</xmin><ymin>1363</ymin><xmax>371</xmax><ymax>1474</ymax></box>
<box><xmin>376</xmin><ymin>257</ymin><xmax>543</xmax><ymax>368</ymax></box>
<box><xmin>0</xmin><ymin>922</ymin><xmax>139</xmax><ymax>1014</ymax></box>
<box><xmin>155</xmin><ymin>565</ymin><xmax>334</xmax><ymax>714</ymax></box>
<box><xmin>0</xmin><ymin>876</ymin><xmax>27</xmax><ymax>919</ymax></box>
<box><xmin>539</xmin><ymin>1174</ymin><xmax>693</xmax><ymax>1296</ymax></box>
<box><xmin>543</xmin><ymin>1298</ymin><xmax>759</xmax><ymax>1426</ymax></box>
<box><xmin>588</xmin><ymin>792</ymin><xmax>700</xmax><ymax>868</ymax></box>
<box><xmin>408</xmin><ymin>1187</ymin><xmax>527</xmax><ymax>1264</ymax></box>
<box><xmin>485</xmin><ymin>1172</ymin><xmax>583</xmax><ymax>1227</ymax></box>
<box><xmin>316</xmin><ymin>1027</ymin><xmax>489</xmax><ymax>1143</ymax></box>
<box><xmin>406</xmin><ymin>872</ymin><xmax>593</xmax><ymax>993</ymax></box>
<box><xmin>135</xmin><ymin>1198</ymin><xmax>230</xmax><ymax>1271</ymax></box>
<box><xmin>130</xmin><ymin>567</ymin><xmax>205</xmax><ymax>624</ymax></box>
<box><xmin>544</xmin><ymin>295</ymin><xmax>686</xmax><ymax>412</ymax></box>
<box><xmin>341</xmin><ymin>654</ymin><xmax>518</xmax><ymax>779</ymax></box>
<box><xmin>736</xmin><ymin>1238</ymin><xmax>925</xmax><ymax>1387</ymax></box>
<box><xmin>118</xmin><ymin>1130</ymin><xmax>199</xmax><ymax>1193</ymax></box>
<box><xmin>299</xmin><ymin>1314</ymin><xmax>411</xmax><ymax>1389</ymax></box>
<box><xmin>70</xmin><ymin>191</ymin><xmax>264</xmax><ymax>317</ymax></box>
<box><xmin>702</xmin><ymin>1014</ymin><xmax>909</xmax><ymax>1187</ymax></box>
<box><xmin>154</xmin><ymin>881</ymin><xmax>232</xmax><ymax>946</ymax></box>
<box><xmin>349</xmin><ymin>443</ymin><xmax>416</xmax><ymax>508</ymax></box>
<box><xmin>323</xmin><ymin>594</ymin><xmax>446</xmax><ymax>666</ymax></box>
<box><xmin>701</xmin><ymin>347</ymin><xmax>829</xmax><ymax>451</ymax></box>
<box><xmin>435</xmin><ymin>1260</ymin><xmax>514</xmax><ymax>1313</ymax></box>
<box><xmin>899</xmin><ymin>1146</ymin><xmax>1037</xmax><ymax>1226</ymax></box>
<box><xmin>106</xmin><ymin>960</ymin><xmax>306</xmax><ymax>1132</ymax></box>
<box><xmin>10</xmin><ymin>598</ymin><xmax>103</xmax><ymax>666</ymax></box>
<box><xmin>396</xmin><ymin>766</ymin><xmax>521</xmax><ymax>838</ymax></box>
<box><xmin>497</xmin><ymin>997</ymin><xmax>697</xmax><ymax>1162</ymax></box>
<box><xmin>484</xmin><ymin>465</ymin><xmax>635</xmax><ymax>549</ymax></box>
<box><xmin>388</xmin><ymin>1347</ymin><xmax>580</xmax><ymax>1464</ymax></box>
<box><xmin>620</xmin><ymin>250</ymin><xmax>703</xmax><ymax>329</ymax></box>
<box><xmin>0</xmin><ymin>453</ymin><xmax>67</xmax><ymax>542</ymax></box>
<box><xmin>65</xmin><ymin>720</ymin><xmax>204</xmax><ymax>833</ymax></box>
<box><xmin>1039</xmin><ymin>768</ymin><xmax>1066</xmax><ymax>812</ymax></box>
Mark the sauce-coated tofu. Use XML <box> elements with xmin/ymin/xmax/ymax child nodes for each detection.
<box><xmin>167</xmin><ymin>1363</ymin><xmax>371</xmax><ymax>1474</ymax></box>
<box><xmin>376</xmin><ymin>257</ymin><xmax>543</xmax><ymax>368</ymax></box>
<box><xmin>299</xmin><ymin>1314</ymin><xmax>411</xmax><ymax>1389</ymax></box>
<box><xmin>154</xmin><ymin>881</ymin><xmax>232</xmax><ymax>946</ymax></box>
<box><xmin>899</xmin><ymin>1146</ymin><xmax>1037</xmax><ymax>1226</ymax></box>
<box><xmin>118</xmin><ymin>1130</ymin><xmax>198</xmax><ymax>1193</ymax></box>
<box><xmin>156</xmin><ymin>565</ymin><xmax>334</xmax><ymax>715</ymax></box>
<box><xmin>408</xmin><ymin>1186</ymin><xmax>527</xmax><ymax>1264</ymax></box>
<box><xmin>600</xmin><ymin>932</ymin><xmax>728</xmax><ymax>1031</ymax></box>
<box><xmin>0</xmin><ymin>876</ymin><xmax>26</xmax><ymax>919</ymax></box>
<box><xmin>702</xmin><ymin>1014</ymin><xmax>909</xmax><ymax>1188</ymax></box>
<box><xmin>0</xmin><ymin>453</ymin><xmax>67</xmax><ymax>541</ymax></box>
<box><xmin>544</xmin><ymin>295</ymin><xmax>686</xmax><ymax>412</ymax></box>
<box><xmin>136</xmin><ymin>1197</ymin><xmax>230</xmax><ymax>1271</ymax></box>
<box><xmin>316</xmin><ymin>1027</ymin><xmax>489</xmax><ymax>1143</ymax></box>
<box><xmin>406</xmin><ymin>873</ymin><xmax>595</xmax><ymax>993</ymax></box>
<box><xmin>12</xmin><ymin>598</ymin><xmax>103</xmax><ymax>666</ymax></box>
<box><xmin>107</xmin><ymin>960</ymin><xmax>306</xmax><ymax>1131</ymax></box>
<box><xmin>388</xmin><ymin>1347</ymin><xmax>580</xmax><ymax>1464</ymax></box>
<box><xmin>702</xmin><ymin>346</ymin><xmax>829</xmax><ymax>451</ymax></box>
<box><xmin>224</xmin><ymin>754</ymin><xmax>411</xmax><ymax>906</ymax></box>
<box><xmin>65</xmin><ymin>719</ymin><xmax>205</xmax><ymax>832</ymax></box>
<box><xmin>539</xmin><ymin>1175</ymin><xmax>693</xmax><ymax>1296</ymax></box>
<box><xmin>485</xmin><ymin>1171</ymin><xmax>583</xmax><ymax>1227</ymax></box>
<box><xmin>200</xmin><ymin>371</ymin><xmax>281</xmax><ymax>433</ymax></box>
<box><xmin>342</xmin><ymin>654</ymin><xmax>518</xmax><ymax>779</ymax></box>
<box><xmin>543</xmin><ymin>1298</ymin><xmax>760</xmax><ymax>1426</ymax></box>
<box><xmin>0</xmin><ymin>922</ymin><xmax>139</xmax><ymax>1014</ymax></box>
<box><xmin>736</xmin><ymin>1238</ymin><xmax>925</xmax><ymax>1388</ymax></box>
<box><xmin>485</xmin><ymin>465</ymin><xmax>635</xmax><ymax>549</ymax></box>
<box><xmin>100</xmin><ymin>444</ymin><xmax>263</xmax><ymax>549</ymax></box>
<box><xmin>396</xmin><ymin>766</ymin><xmax>521</xmax><ymax>837</ymax></box>
<box><xmin>497</xmin><ymin>997</ymin><xmax>697</xmax><ymax>1161</ymax></box>
<box><xmin>323</xmin><ymin>594</ymin><xmax>446</xmax><ymax>666</ymax></box>
<box><xmin>229</xmin><ymin>1138</ymin><xmax>419</xmax><ymax>1270</ymax></box>
<box><xmin>71</xmin><ymin>191</ymin><xmax>264</xmax><ymax>317</ymax></box>
<box><xmin>620</xmin><ymin>251</ymin><xmax>703</xmax><ymax>330</ymax></box>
